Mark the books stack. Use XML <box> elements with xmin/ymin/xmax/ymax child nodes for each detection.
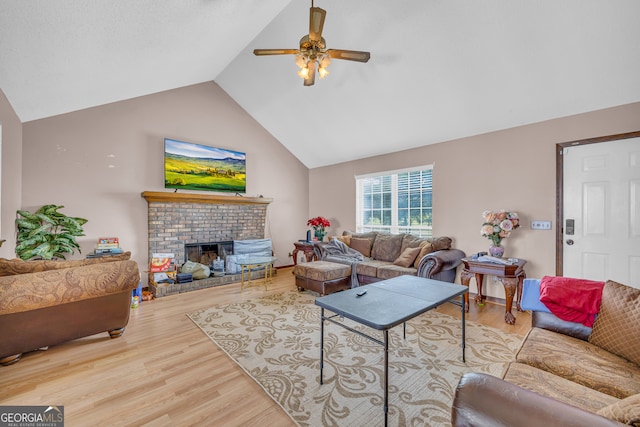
<box><xmin>95</xmin><ymin>237</ymin><xmax>122</xmax><ymax>254</ymax></box>
<box><xmin>87</xmin><ymin>237</ymin><xmax>123</xmax><ymax>258</ymax></box>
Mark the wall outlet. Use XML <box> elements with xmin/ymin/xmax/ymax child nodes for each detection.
<box><xmin>531</xmin><ymin>220</ymin><xmax>552</xmax><ymax>230</ymax></box>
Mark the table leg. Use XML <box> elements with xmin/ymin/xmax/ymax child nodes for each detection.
<box><xmin>516</xmin><ymin>273</ymin><xmax>525</xmax><ymax>311</ymax></box>
<box><xmin>474</xmin><ymin>273</ymin><xmax>486</xmax><ymax>304</ymax></box>
<box><xmin>384</xmin><ymin>329</ymin><xmax>389</xmax><ymax>427</ymax></box>
<box><xmin>459</xmin><ymin>269</ymin><xmax>473</xmax><ymax>312</ymax></box>
<box><xmin>499</xmin><ymin>277</ymin><xmax>518</xmax><ymax>325</ymax></box>
<box><xmin>319</xmin><ymin>308</ymin><xmax>325</xmax><ymax>385</ymax></box>
<box><xmin>461</xmin><ymin>294</ymin><xmax>466</xmax><ymax>363</ymax></box>
<box><xmin>292</xmin><ymin>248</ymin><xmax>300</xmax><ymax>266</ymax></box>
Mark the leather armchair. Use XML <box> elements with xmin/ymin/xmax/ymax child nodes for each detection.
<box><xmin>452</xmin><ymin>372</ymin><xmax>624</xmax><ymax>427</ymax></box>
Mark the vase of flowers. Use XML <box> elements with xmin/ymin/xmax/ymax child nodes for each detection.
<box><xmin>481</xmin><ymin>210</ymin><xmax>520</xmax><ymax>257</ymax></box>
<box><xmin>307</xmin><ymin>216</ymin><xmax>331</xmax><ymax>242</ymax></box>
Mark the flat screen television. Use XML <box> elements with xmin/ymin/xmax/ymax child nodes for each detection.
<box><xmin>164</xmin><ymin>138</ymin><xmax>246</xmax><ymax>193</ymax></box>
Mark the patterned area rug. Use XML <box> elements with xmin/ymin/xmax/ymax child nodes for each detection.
<box><xmin>187</xmin><ymin>291</ymin><xmax>521</xmax><ymax>427</ymax></box>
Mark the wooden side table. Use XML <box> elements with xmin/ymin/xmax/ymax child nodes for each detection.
<box><xmin>460</xmin><ymin>257</ymin><xmax>527</xmax><ymax>325</ymax></box>
<box><xmin>292</xmin><ymin>241</ymin><xmax>318</xmax><ymax>265</ymax></box>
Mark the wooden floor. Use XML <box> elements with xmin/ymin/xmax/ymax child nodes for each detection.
<box><xmin>0</xmin><ymin>268</ymin><xmax>530</xmax><ymax>426</ymax></box>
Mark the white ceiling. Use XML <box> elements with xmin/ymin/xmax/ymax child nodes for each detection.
<box><xmin>2</xmin><ymin>1</ymin><xmax>640</xmax><ymax>168</ymax></box>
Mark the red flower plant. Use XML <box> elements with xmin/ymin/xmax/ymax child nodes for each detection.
<box><xmin>307</xmin><ymin>216</ymin><xmax>331</xmax><ymax>228</ymax></box>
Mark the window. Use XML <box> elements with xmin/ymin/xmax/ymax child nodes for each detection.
<box><xmin>356</xmin><ymin>165</ymin><xmax>433</xmax><ymax>237</ymax></box>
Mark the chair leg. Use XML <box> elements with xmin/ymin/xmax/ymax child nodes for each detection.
<box><xmin>108</xmin><ymin>327</ymin><xmax>125</xmax><ymax>338</ymax></box>
<box><xmin>0</xmin><ymin>354</ymin><xmax>22</xmax><ymax>366</ymax></box>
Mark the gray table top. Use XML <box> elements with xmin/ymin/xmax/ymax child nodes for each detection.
<box><xmin>315</xmin><ymin>275</ymin><xmax>468</xmax><ymax>330</ymax></box>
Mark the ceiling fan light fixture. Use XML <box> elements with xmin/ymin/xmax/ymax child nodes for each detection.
<box><xmin>318</xmin><ymin>66</ymin><xmax>329</xmax><ymax>79</ymax></box>
<box><xmin>297</xmin><ymin>66</ymin><xmax>310</xmax><ymax>79</ymax></box>
<box><xmin>295</xmin><ymin>54</ymin><xmax>307</xmax><ymax>69</ymax></box>
<box><xmin>253</xmin><ymin>1</ymin><xmax>370</xmax><ymax>86</ymax></box>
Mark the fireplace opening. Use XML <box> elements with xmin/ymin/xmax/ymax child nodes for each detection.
<box><xmin>185</xmin><ymin>241</ymin><xmax>233</xmax><ymax>267</ymax></box>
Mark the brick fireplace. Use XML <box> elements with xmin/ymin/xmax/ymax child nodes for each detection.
<box><xmin>142</xmin><ymin>191</ymin><xmax>272</xmax><ymax>296</ymax></box>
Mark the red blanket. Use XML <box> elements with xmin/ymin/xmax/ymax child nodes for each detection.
<box><xmin>539</xmin><ymin>276</ymin><xmax>605</xmax><ymax>327</ymax></box>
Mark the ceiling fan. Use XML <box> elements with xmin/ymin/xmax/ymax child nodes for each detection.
<box><xmin>253</xmin><ymin>1</ymin><xmax>370</xmax><ymax>86</ymax></box>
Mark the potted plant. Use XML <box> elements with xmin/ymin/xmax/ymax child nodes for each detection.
<box><xmin>15</xmin><ymin>205</ymin><xmax>88</xmax><ymax>260</ymax></box>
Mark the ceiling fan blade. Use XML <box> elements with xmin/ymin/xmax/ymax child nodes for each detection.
<box><xmin>327</xmin><ymin>49</ymin><xmax>371</xmax><ymax>63</ymax></box>
<box><xmin>253</xmin><ymin>49</ymin><xmax>298</xmax><ymax>56</ymax></box>
<box><xmin>309</xmin><ymin>7</ymin><xmax>326</xmax><ymax>41</ymax></box>
<box><xmin>304</xmin><ymin>61</ymin><xmax>317</xmax><ymax>86</ymax></box>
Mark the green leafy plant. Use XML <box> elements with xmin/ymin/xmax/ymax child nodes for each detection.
<box><xmin>15</xmin><ymin>205</ymin><xmax>88</xmax><ymax>260</ymax></box>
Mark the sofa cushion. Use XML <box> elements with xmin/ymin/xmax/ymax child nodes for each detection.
<box><xmin>597</xmin><ymin>393</ymin><xmax>640</xmax><ymax>426</ymax></box>
<box><xmin>350</xmin><ymin>237</ymin><xmax>373</xmax><ymax>257</ymax></box>
<box><xmin>429</xmin><ymin>236</ymin><xmax>452</xmax><ymax>251</ymax></box>
<box><xmin>393</xmin><ymin>246</ymin><xmax>421</xmax><ymax>267</ymax></box>
<box><xmin>413</xmin><ymin>241</ymin><xmax>435</xmax><ymax>268</ymax></box>
<box><xmin>376</xmin><ymin>263</ymin><xmax>417</xmax><ymax>280</ymax></box>
<box><xmin>293</xmin><ymin>261</ymin><xmax>351</xmax><ymax>282</ymax></box>
<box><xmin>0</xmin><ymin>252</ymin><xmax>132</xmax><ymax>277</ymax></box>
<box><xmin>589</xmin><ymin>280</ymin><xmax>640</xmax><ymax>366</ymax></box>
<box><xmin>335</xmin><ymin>235</ymin><xmax>351</xmax><ymax>246</ymax></box>
<box><xmin>516</xmin><ymin>327</ymin><xmax>640</xmax><ymax>399</ymax></box>
<box><xmin>503</xmin><ymin>362</ymin><xmax>619</xmax><ymax>413</ymax></box>
<box><xmin>400</xmin><ymin>234</ymin><xmax>425</xmax><ymax>251</ymax></box>
<box><xmin>371</xmin><ymin>233</ymin><xmax>404</xmax><ymax>262</ymax></box>
<box><xmin>355</xmin><ymin>259</ymin><xmax>388</xmax><ymax>278</ymax></box>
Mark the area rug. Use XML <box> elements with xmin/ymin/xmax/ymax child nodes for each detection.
<box><xmin>187</xmin><ymin>291</ymin><xmax>521</xmax><ymax>427</ymax></box>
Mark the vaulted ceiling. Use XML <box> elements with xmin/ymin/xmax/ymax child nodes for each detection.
<box><xmin>2</xmin><ymin>1</ymin><xmax>639</xmax><ymax>168</ymax></box>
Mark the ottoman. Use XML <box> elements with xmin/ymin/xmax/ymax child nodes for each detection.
<box><xmin>293</xmin><ymin>261</ymin><xmax>352</xmax><ymax>296</ymax></box>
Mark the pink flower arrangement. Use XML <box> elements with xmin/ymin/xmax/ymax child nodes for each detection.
<box><xmin>481</xmin><ymin>210</ymin><xmax>520</xmax><ymax>246</ymax></box>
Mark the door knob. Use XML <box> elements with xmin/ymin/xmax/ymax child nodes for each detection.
<box><xmin>566</xmin><ymin>239</ymin><xmax>574</xmax><ymax>245</ymax></box>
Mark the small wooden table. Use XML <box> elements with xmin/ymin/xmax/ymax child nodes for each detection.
<box><xmin>460</xmin><ymin>257</ymin><xmax>527</xmax><ymax>325</ymax></box>
<box><xmin>292</xmin><ymin>241</ymin><xmax>317</xmax><ymax>265</ymax></box>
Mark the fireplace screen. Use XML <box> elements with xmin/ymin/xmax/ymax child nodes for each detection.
<box><xmin>185</xmin><ymin>241</ymin><xmax>233</xmax><ymax>266</ymax></box>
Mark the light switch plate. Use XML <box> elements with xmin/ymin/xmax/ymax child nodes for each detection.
<box><xmin>531</xmin><ymin>220</ymin><xmax>552</xmax><ymax>230</ymax></box>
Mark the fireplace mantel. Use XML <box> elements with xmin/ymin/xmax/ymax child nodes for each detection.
<box><xmin>141</xmin><ymin>191</ymin><xmax>272</xmax><ymax>205</ymax></box>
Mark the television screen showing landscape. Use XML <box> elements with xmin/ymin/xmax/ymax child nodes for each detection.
<box><xmin>164</xmin><ymin>138</ymin><xmax>246</xmax><ymax>193</ymax></box>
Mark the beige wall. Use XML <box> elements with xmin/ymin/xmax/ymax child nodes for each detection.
<box><xmin>21</xmin><ymin>82</ymin><xmax>309</xmax><ymax>278</ymax></box>
<box><xmin>310</xmin><ymin>102</ymin><xmax>640</xmax><ymax>297</ymax></box>
<box><xmin>0</xmin><ymin>89</ymin><xmax>23</xmax><ymax>259</ymax></box>
<box><xmin>8</xmin><ymin>82</ymin><xmax>640</xmax><ymax>298</ymax></box>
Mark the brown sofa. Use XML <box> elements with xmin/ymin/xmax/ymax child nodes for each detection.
<box><xmin>0</xmin><ymin>253</ymin><xmax>140</xmax><ymax>365</ymax></box>
<box><xmin>324</xmin><ymin>232</ymin><xmax>465</xmax><ymax>284</ymax></box>
<box><xmin>452</xmin><ymin>279</ymin><xmax>640</xmax><ymax>427</ymax></box>
<box><xmin>294</xmin><ymin>232</ymin><xmax>465</xmax><ymax>295</ymax></box>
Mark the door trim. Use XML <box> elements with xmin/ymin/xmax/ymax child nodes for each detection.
<box><xmin>555</xmin><ymin>130</ymin><xmax>640</xmax><ymax>276</ymax></box>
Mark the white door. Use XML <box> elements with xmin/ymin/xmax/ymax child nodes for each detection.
<box><xmin>563</xmin><ymin>137</ymin><xmax>640</xmax><ymax>287</ymax></box>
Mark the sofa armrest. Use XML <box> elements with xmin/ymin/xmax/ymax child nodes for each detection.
<box><xmin>417</xmin><ymin>249</ymin><xmax>465</xmax><ymax>282</ymax></box>
<box><xmin>452</xmin><ymin>373</ymin><xmax>624</xmax><ymax>427</ymax></box>
<box><xmin>0</xmin><ymin>260</ymin><xmax>140</xmax><ymax>315</ymax></box>
<box><xmin>531</xmin><ymin>311</ymin><xmax>592</xmax><ymax>341</ymax></box>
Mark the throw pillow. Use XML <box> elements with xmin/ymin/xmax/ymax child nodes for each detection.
<box><xmin>336</xmin><ymin>235</ymin><xmax>351</xmax><ymax>246</ymax></box>
<box><xmin>589</xmin><ymin>280</ymin><xmax>640</xmax><ymax>365</ymax></box>
<box><xmin>393</xmin><ymin>246</ymin><xmax>421</xmax><ymax>268</ymax></box>
<box><xmin>350</xmin><ymin>237</ymin><xmax>372</xmax><ymax>257</ymax></box>
<box><xmin>413</xmin><ymin>241</ymin><xmax>435</xmax><ymax>268</ymax></box>
<box><xmin>429</xmin><ymin>236</ymin><xmax>452</xmax><ymax>251</ymax></box>
<box><xmin>596</xmin><ymin>393</ymin><xmax>640</xmax><ymax>426</ymax></box>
